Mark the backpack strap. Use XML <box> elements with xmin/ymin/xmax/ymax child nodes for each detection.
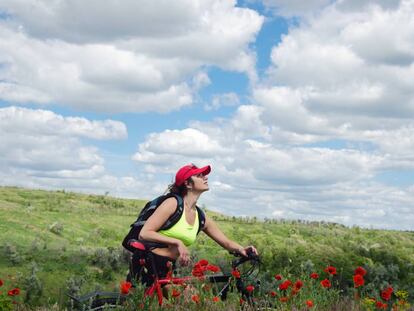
<box><xmin>130</xmin><ymin>196</ymin><xmax>162</xmax><ymax>227</ymax></box>
<box><xmin>130</xmin><ymin>194</ymin><xmax>184</xmax><ymax>228</ymax></box>
<box><xmin>158</xmin><ymin>193</ymin><xmax>184</xmax><ymax>230</ymax></box>
<box><xmin>195</xmin><ymin>206</ymin><xmax>206</xmax><ymax>234</ymax></box>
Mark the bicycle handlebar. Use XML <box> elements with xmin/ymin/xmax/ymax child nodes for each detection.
<box><xmin>230</xmin><ymin>247</ymin><xmax>260</xmax><ymax>270</ymax></box>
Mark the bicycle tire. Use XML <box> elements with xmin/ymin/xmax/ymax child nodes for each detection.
<box><xmin>88</xmin><ymin>297</ymin><xmax>121</xmax><ymax>310</ymax></box>
<box><xmin>71</xmin><ymin>292</ymin><xmax>126</xmax><ymax>311</ymax></box>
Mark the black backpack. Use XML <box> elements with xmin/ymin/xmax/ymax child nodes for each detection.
<box><xmin>122</xmin><ymin>193</ymin><xmax>206</xmax><ymax>252</ymax></box>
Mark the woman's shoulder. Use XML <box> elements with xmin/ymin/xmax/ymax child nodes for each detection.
<box><xmin>157</xmin><ymin>196</ymin><xmax>179</xmax><ymax>213</ymax></box>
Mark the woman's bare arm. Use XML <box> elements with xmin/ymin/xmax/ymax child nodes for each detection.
<box><xmin>202</xmin><ymin>216</ymin><xmax>257</xmax><ymax>256</ymax></box>
<box><xmin>139</xmin><ymin>197</ymin><xmax>190</xmax><ymax>264</ymax></box>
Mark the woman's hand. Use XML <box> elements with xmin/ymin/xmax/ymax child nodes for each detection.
<box><xmin>239</xmin><ymin>245</ymin><xmax>258</xmax><ymax>257</ymax></box>
<box><xmin>176</xmin><ymin>241</ymin><xmax>191</xmax><ymax>266</ymax></box>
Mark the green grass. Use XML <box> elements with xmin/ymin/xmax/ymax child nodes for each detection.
<box><xmin>0</xmin><ymin>186</ymin><xmax>413</xmax><ymax>308</ymax></box>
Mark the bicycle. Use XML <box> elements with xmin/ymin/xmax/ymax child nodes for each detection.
<box><xmin>68</xmin><ymin>239</ymin><xmax>261</xmax><ymax>310</ymax></box>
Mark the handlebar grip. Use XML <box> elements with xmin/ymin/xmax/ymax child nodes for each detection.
<box><xmin>246</xmin><ymin>247</ymin><xmax>260</xmax><ymax>260</ymax></box>
<box><xmin>230</xmin><ymin>247</ymin><xmax>258</xmax><ymax>259</ymax></box>
<box><xmin>246</xmin><ymin>247</ymin><xmax>254</xmax><ymax>257</ymax></box>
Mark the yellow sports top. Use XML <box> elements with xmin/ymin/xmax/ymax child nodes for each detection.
<box><xmin>159</xmin><ymin>209</ymin><xmax>199</xmax><ymax>246</ymax></box>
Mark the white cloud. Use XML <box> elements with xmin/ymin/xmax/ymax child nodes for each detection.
<box><xmin>0</xmin><ymin>0</ymin><xmax>201</xmax><ymax>42</ymax></box>
<box><xmin>206</xmin><ymin>176</ymin><xmax>414</xmax><ymax>230</ymax></box>
<box><xmin>0</xmin><ymin>0</ymin><xmax>263</xmax><ymax>112</ymax></box>
<box><xmin>0</xmin><ymin>106</ymin><xmax>126</xmax><ymax>182</ymax></box>
<box><xmin>264</xmin><ymin>0</ymin><xmax>414</xmax><ymax>127</ymax></box>
<box><xmin>340</xmin><ymin>1</ymin><xmax>414</xmax><ymax>66</ymax></box>
<box><xmin>230</xmin><ymin>105</ymin><xmax>271</xmax><ymax>140</ymax></box>
<box><xmin>236</xmin><ymin>141</ymin><xmax>382</xmax><ymax>185</ymax></box>
<box><xmin>192</xmin><ymin>71</ymin><xmax>211</xmax><ymax>91</ymax></box>
<box><xmin>0</xmin><ymin>106</ymin><xmax>127</xmax><ymax>140</ymax></box>
<box><xmin>0</xmin><ymin>28</ymin><xmax>194</xmax><ymax>112</ymax></box>
<box><xmin>204</xmin><ymin>92</ymin><xmax>240</xmax><ymax>111</ymax></box>
<box><xmin>258</xmin><ymin>0</ymin><xmax>402</xmax><ymax>17</ymax></box>
<box><xmin>133</xmin><ymin>128</ymin><xmax>226</xmax><ymax>164</ymax></box>
<box><xmin>336</xmin><ymin>0</ymin><xmax>401</xmax><ymax>12</ymax></box>
<box><xmin>359</xmin><ymin>127</ymin><xmax>414</xmax><ymax>169</ymax></box>
<box><xmin>253</xmin><ymin>87</ymin><xmax>333</xmax><ymax>135</ymax></box>
<box><xmin>260</xmin><ymin>0</ymin><xmax>332</xmax><ymax>17</ymax></box>
<box><xmin>0</xmin><ymin>106</ymin><xmax>169</xmax><ymax>199</ymax></box>
<box><xmin>132</xmin><ymin>121</ymin><xmax>384</xmax><ymax>187</ymax></box>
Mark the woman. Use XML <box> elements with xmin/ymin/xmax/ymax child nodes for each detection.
<box><xmin>137</xmin><ymin>163</ymin><xmax>257</xmax><ymax>285</ymax></box>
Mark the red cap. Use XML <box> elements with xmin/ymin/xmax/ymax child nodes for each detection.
<box><xmin>175</xmin><ymin>164</ymin><xmax>211</xmax><ymax>186</ymax></box>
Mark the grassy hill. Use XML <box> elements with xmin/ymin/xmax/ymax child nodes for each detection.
<box><xmin>1</xmin><ymin>186</ymin><xmax>413</xmax><ymax>307</ymax></box>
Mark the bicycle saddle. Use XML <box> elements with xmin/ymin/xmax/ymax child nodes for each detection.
<box><xmin>127</xmin><ymin>239</ymin><xmax>168</xmax><ymax>251</ymax></box>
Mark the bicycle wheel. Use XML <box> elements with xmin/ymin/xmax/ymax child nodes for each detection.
<box><xmin>88</xmin><ymin>297</ymin><xmax>121</xmax><ymax>310</ymax></box>
<box><xmin>71</xmin><ymin>292</ymin><xmax>126</xmax><ymax>311</ymax></box>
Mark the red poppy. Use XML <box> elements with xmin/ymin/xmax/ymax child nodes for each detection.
<box><xmin>324</xmin><ymin>266</ymin><xmax>337</xmax><ymax>275</ymax></box>
<box><xmin>320</xmin><ymin>279</ymin><xmax>331</xmax><ymax>288</ymax></box>
<box><xmin>240</xmin><ymin>298</ymin><xmax>245</xmax><ymax>305</ymax></box>
<box><xmin>206</xmin><ymin>264</ymin><xmax>220</xmax><ymax>273</ymax></box>
<box><xmin>192</xmin><ymin>260</ymin><xmax>211</xmax><ymax>277</ymax></box>
<box><xmin>198</xmin><ymin>259</ymin><xmax>209</xmax><ymax>266</ymax></box>
<box><xmin>7</xmin><ymin>288</ymin><xmax>20</xmax><ymax>296</ymax></box>
<box><xmin>246</xmin><ymin>285</ymin><xmax>255</xmax><ymax>292</ymax></box>
<box><xmin>380</xmin><ymin>287</ymin><xmax>393</xmax><ymax>301</ymax></box>
<box><xmin>171</xmin><ymin>289</ymin><xmax>181</xmax><ymax>298</ymax></box>
<box><xmin>191</xmin><ymin>295</ymin><xmax>200</xmax><ymax>303</ymax></box>
<box><xmin>279</xmin><ymin>297</ymin><xmax>289</xmax><ymax>303</ymax></box>
<box><xmin>212</xmin><ymin>296</ymin><xmax>220</xmax><ymax>302</ymax></box>
<box><xmin>279</xmin><ymin>280</ymin><xmax>292</xmax><ymax>291</ymax></box>
<box><xmin>354</xmin><ymin>266</ymin><xmax>366</xmax><ymax>276</ymax></box>
<box><xmin>294</xmin><ymin>280</ymin><xmax>303</xmax><ymax>290</ymax></box>
<box><xmin>192</xmin><ymin>267</ymin><xmax>204</xmax><ymax>277</ymax></box>
<box><xmin>0</xmin><ymin>279</ymin><xmax>3</xmax><ymax>287</ymax></box>
<box><xmin>119</xmin><ymin>281</ymin><xmax>132</xmax><ymax>295</ymax></box>
<box><xmin>306</xmin><ymin>300</ymin><xmax>314</xmax><ymax>308</ymax></box>
<box><xmin>353</xmin><ymin>274</ymin><xmax>364</xmax><ymax>288</ymax></box>
<box><xmin>231</xmin><ymin>269</ymin><xmax>241</xmax><ymax>279</ymax></box>
<box><xmin>274</xmin><ymin>274</ymin><xmax>282</xmax><ymax>280</ymax></box>
<box><xmin>310</xmin><ymin>272</ymin><xmax>319</xmax><ymax>279</ymax></box>
<box><xmin>376</xmin><ymin>301</ymin><xmax>387</xmax><ymax>309</ymax></box>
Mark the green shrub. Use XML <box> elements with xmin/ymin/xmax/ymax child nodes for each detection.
<box><xmin>22</xmin><ymin>262</ymin><xmax>43</xmax><ymax>305</ymax></box>
<box><xmin>49</xmin><ymin>222</ymin><xmax>64</xmax><ymax>235</ymax></box>
<box><xmin>3</xmin><ymin>244</ymin><xmax>22</xmax><ymax>265</ymax></box>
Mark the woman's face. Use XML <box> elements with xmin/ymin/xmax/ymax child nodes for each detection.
<box><xmin>191</xmin><ymin>173</ymin><xmax>209</xmax><ymax>192</ymax></box>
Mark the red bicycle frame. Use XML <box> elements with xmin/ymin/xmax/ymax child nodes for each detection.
<box><xmin>143</xmin><ymin>275</ymin><xmax>204</xmax><ymax>306</ymax></box>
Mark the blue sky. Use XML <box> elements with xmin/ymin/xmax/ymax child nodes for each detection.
<box><xmin>1</xmin><ymin>0</ymin><xmax>414</xmax><ymax>230</ymax></box>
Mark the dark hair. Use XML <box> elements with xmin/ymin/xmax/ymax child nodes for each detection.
<box><xmin>166</xmin><ymin>177</ymin><xmax>194</xmax><ymax>196</ymax></box>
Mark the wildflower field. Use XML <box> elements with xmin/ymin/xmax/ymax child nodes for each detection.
<box><xmin>0</xmin><ymin>186</ymin><xmax>413</xmax><ymax>310</ymax></box>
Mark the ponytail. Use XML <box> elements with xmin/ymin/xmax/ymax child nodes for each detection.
<box><xmin>165</xmin><ymin>177</ymin><xmax>194</xmax><ymax>196</ymax></box>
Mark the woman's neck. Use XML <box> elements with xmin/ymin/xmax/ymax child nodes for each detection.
<box><xmin>184</xmin><ymin>191</ymin><xmax>200</xmax><ymax>209</ymax></box>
